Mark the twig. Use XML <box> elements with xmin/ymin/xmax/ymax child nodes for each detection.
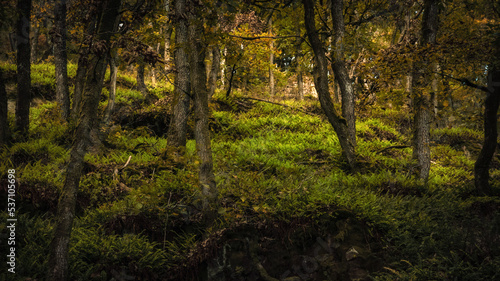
<box><xmin>240</xmin><ymin>97</ymin><xmax>317</xmax><ymax>116</ymax></box>
<box><xmin>377</xmin><ymin>145</ymin><xmax>411</xmax><ymax>154</ymax></box>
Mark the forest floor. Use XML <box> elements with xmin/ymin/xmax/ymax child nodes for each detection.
<box><xmin>1</xmin><ymin>63</ymin><xmax>500</xmax><ymax>280</ymax></box>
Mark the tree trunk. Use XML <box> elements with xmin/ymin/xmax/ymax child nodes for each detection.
<box><xmin>296</xmin><ymin>25</ymin><xmax>303</xmax><ymax>100</ymax></box>
<box><xmin>208</xmin><ymin>45</ymin><xmax>220</xmax><ymax>98</ymax></box>
<box><xmin>474</xmin><ymin>58</ymin><xmax>500</xmax><ymax>195</ymax></box>
<box><xmin>168</xmin><ymin>0</ymin><xmax>191</xmax><ymax>148</ymax></box>
<box><xmin>269</xmin><ymin>17</ymin><xmax>275</xmax><ymax>97</ymax></box>
<box><xmin>30</xmin><ymin>19</ymin><xmax>38</xmax><ymax>64</ymax></box>
<box><xmin>189</xmin><ymin>8</ymin><xmax>217</xmax><ymax>212</ymax></box>
<box><xmin>47</xmin><ymin>0</ymin><xmax>121</xmax><ymax>279</ymax></box>
<box><xmin>331</xmin><ymin>0</ymin><xmax>356</xmax><ymax>148</ymax></box>
<box><xmin>0</xmin><ymin>69</ymin><xmax>8</xmax><ymax>145</ymax></box>
<box><xmin>103</xmin><ymin>54</ymin><xmax>118</xmax><ymax>127</ymax></box>
<box><xmin>302</xmin><ymin>0</ymin><xmax>356</xmax><ymax>169</ymax></box>
<box><xmin>136</xmin><ymin>61</ymin><xmax>148</xmax><ymax>97</ymax></box>
<box><xmin>54</xmin><ymin>0</ymin><xmax>70</xmax><ymax>121</ymax></box>
<box><xmin>15</xmin><ymin>0</ymin><xmax>31</xmax><ymax>137</ymax></box>
<box><xmin>411</xmin><ymin>0</ymin><xmax>439</xmax><ymax>183</ymax></box>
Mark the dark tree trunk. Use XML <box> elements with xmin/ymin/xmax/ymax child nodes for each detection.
<box><xmin>189</xmin><ymin>8</ymin><xmax>217</xmax><ymax>212</ymax></box>
<box><xmin>330</xmin><ymin>0</ymin><xmax>356</xmax><ymax>147</ymax></box>
<box><xmin>167</xmin><ymin>0</ymin><xmax>190</xmax><ymax>148</ymax></box>
<box><xmin>54</xmin><ymin>0</ymin><xmax>70</xmax><ymax>121</ymax></box>
<box><xmin>474</xmin><ymin>65</ymin><xmax>500</xmax><ymax>195</ymax></box>
<box><xmin>208</xmin><ymin>45</ymin><xmax>220</xmax><ymax>98</ymax></box>
<box><xmin>47</xmin><ymin>0</ymin><xmax>121</xmax><ymax>279</ymax></box>
<box><xmin>0</xmin><ymin>69</ymin><xmax>9</xmax><ymax>145</ymax></box>
<box><xmin>15</xmin><ymin>0</ymin><xmax>31</xmax><ymax>137</ymax></box>
<box><xmin>411</xmin><ymin>0</ymin><xmax>439</xmax><ymax>183</ymax></box>
<box><xmin>303</xmin><ymin>0</ymin><xmax>356</xmax><ymax>169</ymax></box>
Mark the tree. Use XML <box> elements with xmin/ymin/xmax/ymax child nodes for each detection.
<box><xmin>15</xmin><ymin>0</ymin><xmax>31</xmax><ymax>137</ymax></box>
<box><xmin>189</xmin><ymin>3</ymin><xmax>217</xmax><ymax>212</ymax></box>
<box><xmin>474</xmin><ymin>32</ymin><xmax>500</xmax><ymax>195</ymax></box>
<box><xmin>411</xmin><ymin>0</ymin><xmax>439</xmax><ymax>183</ymax></box>
<box><xmin>53</xmin><ymin>0</ymin><xmax>70</xmax><ymax>120</ymax></box>
<box><xmin>47</xmin><ymin>0</ymin><xmax>122</xmax><ymax>279</ymax></box>
<box><xmin>302</xmin><ymin>0</ymin><xmax>356</xmax><ymax>169</ymax></box>
<box><xmin>167</xmin><ymin>0</ymin><xmax>190</xmax><ymax>148</ymax></box>
<box><xmin>331</xmin><ymin>0</ymin><xmax>356</xmax><ymax>148</ymax></box>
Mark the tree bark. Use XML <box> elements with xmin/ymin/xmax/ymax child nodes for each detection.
<box><xmin>136</xmin><ymin>61</ymin><xmax>148</xmax><ymax>97</ymax></box>
<box><xmin>189</xmin><ymin>8</ymin><xmax>217</xmax><ymax>212</ymax></box>
<box><xmin>474</xmin><ymin>59</ymin><xmax>500</xmax><ymax>195</ymax></box>
<box><xmin>330</xmin><ymin>0</ymin><xmax>356</xmax><ymax>148</ymax></box>
<box><xmin>103</xmin><ymin>54</ymin><xmax>118</xmax><ymax>127</ymax></box>
<box><xmin>269</xmin><ymin>17</ymin><xmax>275</xmax><ymax>97</ymax></box>
<box><xmin>296</xmin><ymin>25</ymin><xmax>304</xmax><ymax>100</ymax></box>
<box><xmin>167</xmin><ymin>0</ymin><xmax>190</xmax><ymax>148</ymax></box>
<box><xmin>411</xmin><ymin>0</ymin><xmax>439</xmax><ymax>183</ymax></box>
<box><xmin>15</xmin><ymin>0</ymin><xmax>31</xmax><ymax>137</ymax></box>
<box><xmin>54</xmin><ymin>0</ymin><xmax>70</xmax><ymax>121</ymax></box>
<box><xmin>302</xmin><ymin>0</ymin><xmax>356</xmax><ymax>169</ymax></box>
<box><xmin>0</xmin><ymin>69</ymin><xmax>8</xmax><ymax>145</ymax></box>
<box><xmin>208</xmin><ymin>45</ymin><xmax>220</xmax><ymax>98</ymax></box>
<box><xmin>47</xmin><ymin>0</ymin><xmax>121</xmax><ymax>279</ymax></box>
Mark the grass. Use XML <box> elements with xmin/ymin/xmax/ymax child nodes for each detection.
<box><xmin>0</xmin><ymin>63</ymin><xmax>498</xmax><ymax>280</ymax></box>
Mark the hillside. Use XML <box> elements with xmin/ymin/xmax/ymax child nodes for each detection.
<box><xmin>0</xmin><ymin>63</ymin><xmax>499</xmax><ymax>280</ymax></box>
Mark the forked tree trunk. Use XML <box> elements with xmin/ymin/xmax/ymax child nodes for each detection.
<box><xmin>303</xmin><ymin>0</ymin><xmax>356</xmax><ymax>169</ymax></box>
<box><xmin>47</xmin><ymin>0</ymin><xmax>121</xmax><ymax>279</ymax></box>
<box><xmin>189</xmin><ymin>8</ymin><xmax>217</xmax><ymax>212</ymax></box>
<box><xmin>411</xmin><ymin>0</ymin><xmax>439</xmax><ymax>183</ymax></box>
<box><xmin>16</xmin><ymin>0</ymin><xmax>31</xmax><ymax>137</ymax></box>
<box><xmin>167</xmin><ymin>0</ymin><xmax>190</xmax><ymax>148</ymax></box>
<box><xmin>474</xmin><ymin>63</ymin><xmax>500</xmax><ymax>195</ymax></box>
<box><xmin>331</xmin><ymin>0</ymin><xmax>356</xmax><ymax>148</ymax></box>
<box><xmin>54</xmin><ymin>0</ymin><xmax>70</xmax><ymax>121</ymax></box>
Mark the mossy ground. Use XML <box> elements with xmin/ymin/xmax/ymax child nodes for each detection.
<box><xmin>0</xmin><ymin>63</ymin><xmax>499</xmax><ymax>280</ymax></box>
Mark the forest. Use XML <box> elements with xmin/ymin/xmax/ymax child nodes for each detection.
<box><xmin>0</xmin><ymin>0</ymin><xmax>499</xmax><ymax>280</ymax></box>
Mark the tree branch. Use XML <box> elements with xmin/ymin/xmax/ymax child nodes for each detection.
<box><xmin>227</xmin><ymin>34</ymin><xmax>302</xmax><ymax>41</ymax></box>
<box><xmin>438</xmin><ymin>72</ymin><xmax>489</xmax><ymax>93</ymax></box>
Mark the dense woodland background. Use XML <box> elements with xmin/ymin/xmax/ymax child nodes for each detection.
<box><xmin>0</xmin><ymin>0</ymin><xmax>500</xmax><ymax>280</ymax></box>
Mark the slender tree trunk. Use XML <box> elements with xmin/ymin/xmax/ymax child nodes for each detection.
<box><xmin>164</xmin><ymin>27</ymin><xmax>173</xmax><ymax>71</ymax></box>
<box><xmin>54</xmin><ymin>0</ymin><xmax>70</xmax><ymax>121</ymax></box>
<box><xmin>474</xmin><ymin>58</ymin><xmax>500</xmax><ymax>195</ymax></box>
<box><xmin>71</xmin><ymin>18</ymin><xmax>98</xmax><ymax>121</ymax></box>
<box><xmin>16</xmin><ymin>0</ymin><xmax>31</xmax><ymax>137</ymax></box>
<box><xmin>189</xmin><ymin>9</ymin><xmax>217</xmax><ymax>212</ymax></box>
<box><xmin>152</xmin><ymin>42</ymin><xmax>160</xmax><ymax>86</ymax></box>
<box><xmin>269</xmin><ymin>17</ymin><xmax>275</xmax><ymax>97</ymax></box>
<box><xmin>103</xmin><ymin>54</ymin><xmax>118</xmax><ymax>127</ymax></box>
<box><xmin>303</xmin><ymin>0</ymin><xmax>356</xmax><ymax>169</ymax></box>
<box><xmin>0</xmin><ymin>69</ymin><xmax>8</xmax><ymax>145</ymax></box>
<box><xmin>47</xmin><ymin>0</ymin><xmax>121</xmax><ymax>279</ymax></box>
<box><xmin>136</xmin><ymin>61</ymin><xmax>148</xmax><ymax>97</ymax></box>
<box><xmin>167</xmin><ymin>0</ymin><xmax>190</xmax><ymax>148</ymax></box>
<box><xmin>411</xmin><ymin>0</ymin><xmax>439</xmax><ymax>183</ymax></box>
<box><xmin>331</xmin><ymin>0</ymin><xmax>356</xmax><ymax>148</ymax></box>
<box><xmin>208</xmin><ymin>45</ymin><xmax>220</xmax><ymax>98</ymax></box>
<box><xmin>296</xmin><ymin>25</ymin><xmax>303</xmax><ymax>100</ymax></box>
<box><xmin>30</xmin><ymin>19</ymin><xmax>38</xmax><ymax>64</ymax></box>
